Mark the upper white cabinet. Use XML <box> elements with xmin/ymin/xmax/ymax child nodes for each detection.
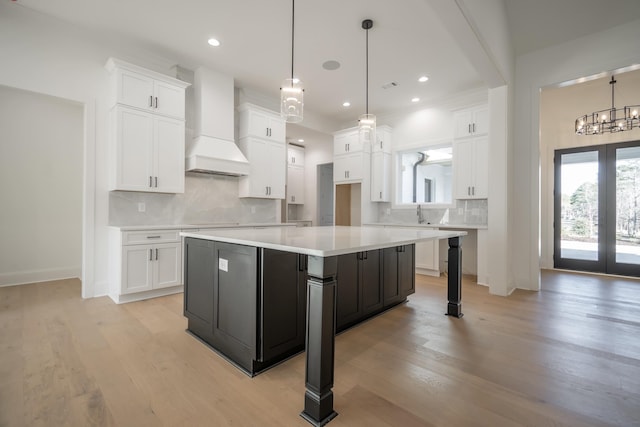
<box><xmin>334</xmin><ymin>129</ymin><xmax>366</xmax><ymax>156</ymax></box>
<box><xmin>106</xmin><ymin>58</ymin><xmax>189</xmax><ymax>120</ymax></box>
<box><xmin>238</xmin><ymin>103</ymin><xmax>286</xmax><ymax>141</ymax></box>
<box><xmin>237</xmin><ymin>103</ymin><xmax>286</xmax><ymax>199</ymax></box>
<box><xmin>110</xmin><ymin>106</ymin><xmax>185</xmax><ymax>193</ymax></box>
<box><xmin>454</xmin><ymin>105</ymin><xmax>488</xmax><ymax>139</ymax></box>
<box><xmin>106</xmin><ymin>58</ymin><xmax>189</xmax><ymax>193</ymax></box>
<box><xmin>287</xmin><ymin>145</ymin><xmax>305</xmax><ymax>204</ymax></box>
<box><xmin>334</xmin><ymin>152</ymin><xmax>368</xmax><ymax>183</ymax></box>
<box><xmin>372</xmin><ymin>126</ymin><xmax>392</xmax><ymax>153</ymax></box>
<box><xmin>370</xmin><ymin>151</ymin><xmax>390</xmax><ymax>202</ymax></box>
<box><xmin>454</xmin><ymin>136</ymin><xmax>488</xmax><ymax>199</ymax></box>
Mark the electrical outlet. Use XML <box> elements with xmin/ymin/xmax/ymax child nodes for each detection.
<box><xmin>138</xmin><ymin>203</ymin><xmax>146</xmax><ymax>213</ymax></box>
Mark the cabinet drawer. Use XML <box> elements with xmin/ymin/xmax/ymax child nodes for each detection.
<box><xmin>123</xmin><ymin>230</ymin><xmax>180</xmax><ymax>245</ymax></box>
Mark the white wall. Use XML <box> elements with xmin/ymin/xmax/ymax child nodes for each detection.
<box><xmin>0</xmin><ymin>86</ymin><xmax>83</xmax><ymax>286</ymax></box>
<box><xmin>299</xmin><ymin>134</ymin><xmax>334</xmax><ymax>225</ymax></box>
<box><xmin>514</xmin><ymin>19</ymin><xmax>640</xmax><ymax>290</ymax></box>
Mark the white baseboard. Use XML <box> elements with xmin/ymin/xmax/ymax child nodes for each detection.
<box><xmin>109</xmin><ymin>285</ymin><xmax>184</xmax><ymax>304</ymax></box>
<box><xmin>0</xmin><ymin>267</ymin><xmax>81</xmax><ymax>287</ymax></box>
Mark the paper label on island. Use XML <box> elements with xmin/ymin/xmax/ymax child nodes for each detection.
<box><xmin>219</xmin><ymin>258</ymin><xmax>228</xmax><ymax>272</ymax></box>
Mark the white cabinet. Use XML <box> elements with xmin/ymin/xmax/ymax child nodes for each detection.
<box><xmin>454</xmin><ymin>105</ymin><xmax>488</xmax><ymax>139</ymax></box>
<box><xmin>415</xmin><ymin>239</ymin><xmax>439</xmax><ymax>276</ymax></box>
<box><xmin>238</xmin><ymin>104</ymin><xmax>286</xmax><ymax>141</ymax></box>
<box><xmin>106</xmin><ymin>58</ymin><xmax>188</xmax><ymax>193</ymax></box>
<box><xmin>370</xmin><ymin>151</ymin><xmax>390</xmax><ymax>202</ymax></box>
<box><xmin>333</xmin><ymin>129</ymin><xmax>365</xmax><ymax>155</ymax></box>
<box><xmin>454</xmin><ymin>136</ymin><xmax>488</xmax><ymax>199</ymax></box>
<box><xmin>372</xmin><ymin>125</ymin><xmax>392</xmax><ymax>153</ymax></box>
<box><xmin>238</xmin><ymin>137</ymin><xmax>286</xmax><ymax>199</ymax></box>
<box><xmin>106</xmin><ymin>57</ymin><xmax>189</xmax><ymax>120</ymax></box>
<box><xmin>334</xmin><ymin>152</ymin><xmax>368</xmax><ymax>183</ymax></box>
<box><xmin>110</xmin><ymin>106</ymin><xmax>185</xmax><ymax>193</ymax></box>
<box><xmin>237</xmin><ymin>104</ymin><xmax>287</xmax><ymax>199</ymax></box>
<box><xmin>288</xmin><ymin>145</ymin><xmax>305</xmax><ymax>166</ymax></box>
<box><xmin>287</xmin><ymin>145</ymin><xmax>305</xmax><ymax>204</ymax></box>
<box><xmin>287</xmin><ymin>165</ymin><xmax>305</xmax><ymax>204</ymax></box>
<box><xmin>109</xmin><ymin>228</ymin><xmax>182</xmax><ymax>304</ymax></box>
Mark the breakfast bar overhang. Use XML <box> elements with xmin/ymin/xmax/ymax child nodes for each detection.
<box><xmin>180</xmin><ymin>225</ymin><xmax>466</xmax><ymax>426</ymax></box>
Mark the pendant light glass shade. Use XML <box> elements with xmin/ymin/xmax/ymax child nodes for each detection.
<box><xmin>359</xmin><ymin>19</ymin><xmax>375</xmax><ymax>145</ymax></box>
<box><xmin>281</xmin><ymin>0</ymin><xmax>303</xmax><ymax>123</ymax></box>
<box><xmin>281</xmin><ymin>78</ymin><xmax>303</xmax><ymax>123</ymax></box>
<box><xmin>358</xmin><ymin>113</ymin><xmax>376</xmax><ymax>144</ymax></box>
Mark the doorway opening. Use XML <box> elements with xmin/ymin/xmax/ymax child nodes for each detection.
<box><xmin>554</xmin><ymin>141</ymin><xmax>640</xmax><ymax>276</ymax></box>
<box><xmin>317</xmin><ymin>163</ymin><xmax>334</xmax><ymax>226</ymax></box>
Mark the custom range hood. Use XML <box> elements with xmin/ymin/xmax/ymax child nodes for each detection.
<box><xmin>185</xmin><ymin>67</ymin><xmax>250</xmax><ymax>176</ymax></box>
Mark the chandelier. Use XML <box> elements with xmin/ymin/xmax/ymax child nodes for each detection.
<box><xmin>575</xmin><ymin>76</ymin><xmax>640</xmax><ymax>135</ymax></box>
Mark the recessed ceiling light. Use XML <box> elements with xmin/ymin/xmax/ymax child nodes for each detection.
<box><xmin>207</xmin><ymin>38</ymin><xmax>221</xmax><ymax>47</ymax></box>
<box><xmin>411</xmin><ymin>97</ymin><xmax>420</xmax><ymax>103</ymax></box>
<box><xmin>418</xmin><ymin>76</ymin><xmax>429</xmax><ymax>83</ymax></box>
<box><xmin>297</xmin><ymin>139</ymin><xmax>304</xmax><ymax>143</ymax></box>
<box><xmin>342</xmin><ymin>101</ymin><xmax>351</xmax><ymax>107</ymax></box>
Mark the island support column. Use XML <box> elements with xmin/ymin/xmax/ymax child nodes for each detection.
<box><xmin>301</xmin><ymin>255</ymin><xmax>339</xmax><ymax>426</ymax></box>
<box><xmin>446</xmin><ymin>236</ymin><xmax>463</xmax><ymax>318</ymax></box>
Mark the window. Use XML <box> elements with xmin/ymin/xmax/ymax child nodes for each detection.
<box><xmin>395</xmin><ymin>143</ymin><xmax>453</xmax><ymax>206</ymax></box>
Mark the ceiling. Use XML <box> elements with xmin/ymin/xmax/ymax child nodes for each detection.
<box><xmin>12</xmin><ymin>0</ymin><xmax>640</xmax><ymax>135</ymax></box>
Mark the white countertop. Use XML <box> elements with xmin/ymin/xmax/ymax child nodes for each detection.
<box><xmin>110</xmin><ymin>223</ymin><xmax>296</xmax><ymax>232</ymax></box>
<box><xmin>364</xmin><ymin>222</ymin><xmax>487</xmax><ymax>230</ymax></box>
<box><xmin>180</xmin><ymin>225</ymin><xmax>466</xmax><ymax>257</ymax></box>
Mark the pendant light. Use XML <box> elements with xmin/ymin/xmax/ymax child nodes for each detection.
<box><xmin>280</xmin><ymin>0</ymin><xmax>303</xmax><ymax>123</ymax></box>
<box><xmin>358</xmin><ymin>19</ymin><xmax>375</xmax><ymax>145</ymax></box>
<box><xmin>575</xmin><ymin>75</ymin><xmax>640</xmax><ymax>135</ymax></box>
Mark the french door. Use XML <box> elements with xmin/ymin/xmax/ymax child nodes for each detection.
<box><xmin>554</xmin><ymin>141</ymin><xmax>640</xmax><ymax>277</ymax></box>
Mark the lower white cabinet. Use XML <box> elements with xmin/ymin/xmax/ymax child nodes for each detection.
<box><xmin>109</xmin><ymin>228</ymin><xmax>183</xmax><ymax>303</ymax></box>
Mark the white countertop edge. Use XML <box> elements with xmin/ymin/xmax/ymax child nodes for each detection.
<box><xmin>180</xmin><ymin>226</ymin><xmax>467</xmax><ymax>257</ymax></box>
<box><xmin>110</xmin><ymin>223</ymin><xmax>297</xmax><ymax>232</ymax></box>
<box><xmin>364</xmin><ymin>222</ymin><xmax>487</xmax><ymax>230</ymax></box>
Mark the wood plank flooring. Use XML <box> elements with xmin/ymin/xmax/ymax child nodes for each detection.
<box><xmin>1</xmin><ymin>271</ymin><xmax>639</xmax><ymax>426</ymax></box>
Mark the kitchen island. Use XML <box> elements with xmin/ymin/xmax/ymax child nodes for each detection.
<box><xmin>180</xmin><ymin>225</ymin><xmax>466</xmax><ymax>426</ymax></box>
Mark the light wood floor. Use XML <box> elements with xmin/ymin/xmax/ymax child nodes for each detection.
<box><xmin>1</xmin><ymin>271</ymin><xmax>640</xmax><ymax>427</ymax></box>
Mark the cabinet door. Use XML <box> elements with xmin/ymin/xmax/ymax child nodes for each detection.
<box><xmin>113</xmin><ymin>107</ymin><xmax>154</xmax><ymax>191</ymax></box>
<box><xmin>382</xmin><ymin>247</ymin><xmax>401</xmax><ymax>305</ymax></box>
<box><xmin>472</xmin><ymin>106</ymin><xmax>489</xmax><ymax>136</ymax></box>
<box><xmin>398</xmin><ymin>244</ymin><xmax>415</xmax><ymax>297</ymax></box>
<box><xmin>334</xmin><ymin>153</ymin><xmax>363</xmax><ymax>183</ymax></box>
<box><xmin>243</xmin><ymin>109</ymin><xmax>271</xmax><ymax>139</ymax></box>
<box><xmin>454</xmin><ymin>139</ymin><xmax>474</xmax><ymax>198</ymax></box>
<box><xmin>267</xmin><ymin>141</ymin><xmax>286</xmax><ymax>199</ymax></box>
<box><xmin>415</xmin><ymin>240</ymin><xmax>438</xmax><ymax>270</ymax></box>
<box><xmin>154</xmin><ymin>116</ymin><xmax>185</xmax><ymax>193</ymax></box>
<box><xmin>288</xmin><ymin>146</ymin><xmax>305</xmax><ymax>166</ymax></box>
<box><xmin>154</xmin><ymin>80</ymin><xmax>186</xmax><ymax>119</ymax></box>
<box><xmin>268</xmin><ymin>116</ymin><xmax>286</xmax><ymax>142</ymax></box>
<box><xmin>336</xmin><ymin>253</ymin><xmax>360</xmax><ymax>330</ymax></box>
<box><xmin>287</xmin><ymin>165</ymin><xmax>305</xmax><ymax>204</ymax></box>
<box><xmin>373</xmin><ymin>127</ymin><xmax>392</xmax><ymax>153</ymax></box>
<box><xmin>361</xmin><ymin>250</ymin><xmax>383</xmax><ymax>315</ymax></box>
<box><xmin>184</xmin><ymin>238</ymin><xmax>215</xmax><ymax>327</ymax></box>
<box><xmin>371</xmin><ymin>152</ymin><xmax>390</xmax><ymax>202</ymax></box>
<box><xmin>121</xmin><ymin>245</ymin><xmax>154</xmax><ymax>294</ymax></box>
<box><xmin>333</xmin><ymin>130</ymin><xmax>359</xmax><ymax>155</ymax></box>
<box><xmin>454</xmin><ymin>110</ymin><xmax>474</xmax><ymax>139</ymax></box>
<box><xmin>118</xmin><ymin>69</ymin><xmax>155</xmax><ymax>110</ymax></box>
<box><xmin>154</xmin><ymin>243</ymin><xmax>182</xmax><ymax>289</ymax></box>
<box><xmin>260</xmin><ymin>250</ymin><xmax>306</xmax><ymax>362</ymax></box>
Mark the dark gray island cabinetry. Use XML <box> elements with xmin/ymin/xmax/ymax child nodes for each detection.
<box><xmin>180</xmin><ymin>226</ymin><xmax>466</xmax><ymax>426</ymax></box>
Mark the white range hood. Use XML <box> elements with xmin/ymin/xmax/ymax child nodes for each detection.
<box><xmin>185</xmin><ymin>67</ymin><xmax>250</xmax><ymax>176</ymax></box>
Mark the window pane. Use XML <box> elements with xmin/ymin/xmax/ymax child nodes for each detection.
<box><xmin>559</xmin><ymin>151</ymin><xmax>599</xmax><ymax>261</ymax></box>
<box><xmin>615</xmin><ymin>146</ymin><xmax>640</xmax><ymax>265</ymax></box>
<box><xmin>398</xmin><ymin>145</ymin><xmax>452</xmax><ymax>204</ymax></box>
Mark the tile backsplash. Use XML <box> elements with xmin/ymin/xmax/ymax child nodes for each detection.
<box><xmin>377</xmin><ymin>199</ymin><xmax>487</xmax><ymax>225</ymax></box>
<box><xmin>109</xmin><ymin>173</ymin><xmax>277</xmax><ymax>226</ymax></box>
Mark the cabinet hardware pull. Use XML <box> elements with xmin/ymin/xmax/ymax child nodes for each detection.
<box><xmin>146</xmin><ymin>236</ymin><xmax>161</xmax><ymax>239</ymax></box>
<box><xmin>473</xmin><ymin>123</ymin><xmax>476</xmax><ymax>133</ymax></box>
<box><xmin>468</xmin><ymin>124</ymin><xmax>471</xmax><ymax>134</ymax></box>
<box><xmin>344</xmin><ymin>143</ymin><xmax>348</xmax><ymax>152</ymax></box>
<box><xmin>149</xmin><ymin>176</ymin><xmax>153</xmax><ymax>187</ymax></box>
<box><xmin>149</xmin><ymin>95</ymin><xmax>153</xmax><ymax>107</ymax></box>
<box><xmin>155</xmin><ymin>97</ymin><xmax>158</xmax><ymax>109</ymax></box>
<box><xmin>380</xmin><ymin>191</ymin><xmax>382</xmax><ymax>199</ymax></box>
<box><xmin>472</xmin><ymin>186</ymin><xmax>475</xmax><ymax>196</ymax></box>
<box><xmin>155</xmin><ymin>176</ymin><xmax>158</xmax><ymax>187</ymax></box>
<box><xmin>149</xmin><ymin>249</ymin><xmax>153</xmax><ymax>261</ymax></box>
<box><xmin>155</xmin><ymin>248</ymin><xmax>158</xmax><ymax>260</ymax></box>
<box><xmin>347</xmin><ymin>143</ymin><xmax>350</xmax><ymax>151</ymax></box>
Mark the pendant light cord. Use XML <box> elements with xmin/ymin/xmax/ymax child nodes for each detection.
<box><xmin>365</xmin><ymin>25</ymin><xmax>369</xmax><ymax>115</ymax></box>
<box><xmin>291</xmin><ymin>0</ymin><xmax>295</xmax><ymax>83</ymax></box>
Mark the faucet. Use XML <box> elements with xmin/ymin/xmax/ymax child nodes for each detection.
<box><xmin>417</xmin><ymin>204</ymin><xmax>425</xmax><ymax>224</ymax></box>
